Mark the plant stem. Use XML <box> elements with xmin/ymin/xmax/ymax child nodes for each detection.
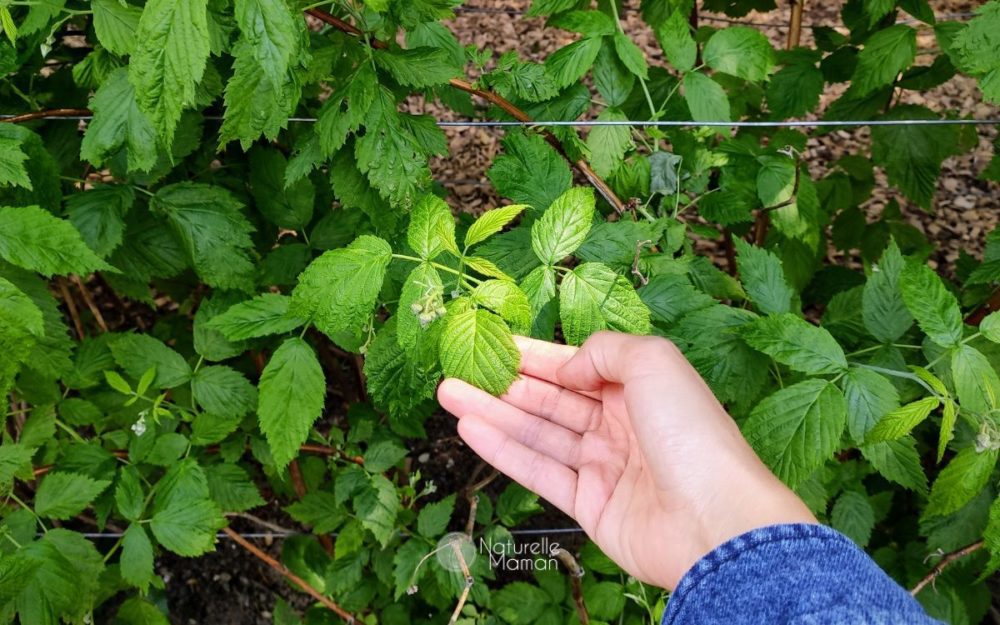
<box><xmin>9</xmin><ymin>493</ymin><xmax>46</xmax><ymax>533</ymax></box>
<box><xmin>608</xmin><ymin>0</ymin><xmax>658</xmax><ymax>127</ymax></box>
<box><xmin>391</xmin><ymin>254</ymin><xmax>484</xmax><ymax>285</ymax></box>
<box><xmin>222</xmin><ymin>527</ymin><xmax>356</xmax><ymax>621</ymax></box>
<box><xmin>55</xmin><ymin>418</ymin><xmax>86</xmax><ymax>443</ymax></box>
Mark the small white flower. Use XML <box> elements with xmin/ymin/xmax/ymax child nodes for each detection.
<box><xmin>131</xmin><ymin>411</ymin><xmax>148</xmax><ymax>437</ymax></box>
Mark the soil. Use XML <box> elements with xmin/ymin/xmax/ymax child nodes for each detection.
<box><xmin>145</xmin><ymin>1</ymin><xmax>999</xmax><ymax>622</ymax></box>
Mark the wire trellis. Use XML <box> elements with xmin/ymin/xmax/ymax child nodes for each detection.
<box><xmin>2</xmin><ymin>114</ymin><xmax>999</xmax><ymax>127</ymax></box>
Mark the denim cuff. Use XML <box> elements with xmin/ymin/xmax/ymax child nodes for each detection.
<box><xmin>660</xmin><ymin>523</ymin><xmax>941</xmax><ymax>625</ymax></box>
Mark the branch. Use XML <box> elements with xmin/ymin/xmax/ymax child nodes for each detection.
<box><xmin>72</xmin><ymin>275</ymin><xmax>108</xmax><ymax>333</ymax></box>
<box><xmin>55</xmin><ymin>277</ymin><xmax>85</xmax><ymax>340</ymax></box>
<box><xmin>0</xmin><ymin>108</ymin><xmax>90</xmax><ymax>124</ymax></box>
<box><xmin>910</xmin><ymin>540</ymin><xmax>985</xmax><ymax>596</ymax></box>
<box><xmin>306</xmin><ymin>8</ymin><xmax>625</xmax><ymax>214</ymax></box>
<box><xmin>221</xmin><ymin>526</ymin><xmax>356</xmax><ymax>622</ymax></box>
<box><xmin>553</xmin><ymin>549</ymin><xmax>590</xmax><ymax>625</ymax></box>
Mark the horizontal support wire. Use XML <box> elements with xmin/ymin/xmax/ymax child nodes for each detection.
<box><xmin>2</xmin><ymin>114</ymin><xmax>999</xmax><ymax>127</ymax></box>
<box><xmin>67</xmin><ymin>527</ymin><xmax>587</xmax><ymax>540</ymax></box>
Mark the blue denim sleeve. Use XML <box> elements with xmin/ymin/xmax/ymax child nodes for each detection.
<box><xmin>660</xmin><ymin>524</ymin><xmax>943</xmax><ymax>625</ymax></box>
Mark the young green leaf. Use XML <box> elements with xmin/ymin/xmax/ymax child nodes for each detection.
<box><xmin>192</xmin><ymin>365</ymin><xmax>257</xmax><ymax>419</ymax></box>
<box><xmin>218</xmin><ymin>38</ymin><xmax>302</xmax><ymax>149</ymax></box>
<box><xmin>207</xmin><ymin>293</ymin><xmax>306</xmax><ymax>341</ymax></box>
<box><xmin>66</xmin><ymin>185</ymin><xmax>135</xmax><ymax>259</ymax></box>
<box><xmin>865</xmin><ymin>396</ymin><xmax>940</xmax><ymax>443</ymax></box>
<box><xmin>655</xmin><ymin>10</ymin><xmax>697</xmax><ymax>72</ymax></box>
<box><xmin>408</xmin><ymin>194</ymin><xmax>459</xmax><ymax>260</ymax></box>
<box><xmin>898</xmin><ymin>262</ymin><xmax>963</xmax><ymax>348</ymax></box>
<box><xmin>355</xmin><ymin>88</ymin><xmax>431</xmax><ymax>208</ymax></box>
<box><xmin>257</xmin><ymin>337</ymin><xmax>326</xmax><ymax>469</ymax></box>
<box><xmin>150</xmin><ymin>498</ymin><xmax>226</xmax><ymax>556</ymax></box>
<box><xmin>488</xmin><ymin>130</ymin><xmax>572</xmax><ymax>212</ymax></box>
<box><xmin>364</xmin><ymin>319</ymin><xmax>439</xmax><ymax>421</ymax></box>
<box><xmin>738</xmin><ymin>313</ymin><xmax>847</xmax><ymax>375</ymax></box>
<box><xmin>397</xmin><ymin>263</ymin><xmax>445</xmax><ymax>350</ymax></box>
<box><xmin>0</xmin><ymin>136</ymin><xmax>30</xmax><ymax>189</ymax></box>
<box><xmin>205</xmin><ymin>463</ymin><xmax>265</xmax><ymax>513</ymax></box>
<box><xmin>870</xmin><ymin>105</ymin><xmax>960</xmax><ymax>210</ymax></box>
<box><xmin>981</xmin><ymin>311</ymin><xmax>1000</xmax><ymax>343</ymax></box>
<box><xmin>374</xmin><ymin>46</ymin><xmax>460</xmax><ymax>88</ymax></box>
<box><xmin>612</xmin><ymin>31</ymin><xmax>648</xmax><ymax>79</ymax></box>
<box><xmin>111</xmin><ymin>333</ymin><xmax>192</xmax><ymax>389</ymax></box>
<box><xmin>153</xmin><ymin>183</ymin><xmax>256</xmax><ymax>291</ymax></box>
<box><xmin>756</xmin><ymin>155</ymin><xmax>796</xmax><ymax>207</ymax></box>
<box><xmin>354</xmin><ymin>473</ymin><xmax>400</xmax><ymax>547</ymax></box>
<box><xmin>743</xmin><ymin>379</ymin><xmax>847</xmax><ymax>488</ymax></box>
<box><xmin>924</xmin><ymin>447</ymin><xmax>999</xmax><ymax>519</ymax></box>
<box><xmin>852</xmin><ymin>25</ymin><xmax>917</xmax><ymax>95</ymax></box>
<box><xmin>285</xmin><ymin>491</ymin><xmax>345</xmax><ymax>534</ymax></box>
<box><xmin>860</xmin><ymin>438</ymin><xmax>928</xmax><ymax>494</ymax></box>
<box><xmin>734</xmin><ymin>239</ymin><xmax>796</xmax><ymax>315</ymax></box>
<box><xmin>703</xmin><ymin>26</ymin><xmax>775</xmax><ymax>82</ymax></box>
<box><xmin>559</xmin><ymin>262</ymin><xmax>651</xmax><ymax>346</ymax></box>
<box><xmin>290</xmin><ymin>235</ymin><xmax>392</xmax><ymax>339</ymax></box>
<box><xmin>464</xmin><ymin>255</ymin><xmax>515</xmax><ymax>281</ymax></box>
<box><xmin>35</xmin><ymin>472</ymin><xmax>112</xmax><ymax>520</ymax></box>
<box><xmin>587</xmin><ymin>108</ymin><xmax>634</xmax><ymax>178</ymax></box>
<box><xmin>0</xmin><ymin>205</ymin><xmax>113</xmax><ymax>277</ymax></box>
<box><xmin>439</xmin><ymin>307</ymin><xmax>520</xmax><ymax>395</ymax></box>
<box><xmin>81</xmin><ymin>68</ymin><xmax>160</xmax><ymax>174</ymax></box>
<box><xmin>766</xmin><ymin>62</ymin><xmax>824</xmax><ymax>119</ymax></box>
<box><xmin>531</xmin><ymin>187</ymin><xmax>595</xmax><ymax>265</ymax></box>
<box><xmin>129</xmin><ymin>0</ymin><xmax>211</xmax><ymax>145</ymax></box>
<box><xmin>465</xmin><ymin>204</ymin><xmax>528</xmax><ymax>250</ymax></box>
<box><xmin>842</xmin><ymin>367</ymin><xmax>901</xmax><ymax>443</ymax></box>
<box><xmin>120</xmin><ymin>524</ymin><xmax>155</xmax><ymax>593</ymax></box>
<box><xmin>951</xmin><ymin>344</ymin><xmax>1000</xmax><ymax>415</ymax></box>
<box><xmin>831</xmin><ymin>490</ymin><xmax>875</xmax><ymax>547</ymax></box>
<box><xmin>862</xmin><ymin>240</ymin><xmax>913</xmax><ymax>342</ymax></box>
<box><xmin>233</xmin><ymin>0</ymin><xmax>300</xmax><ymax>88</ymax></box>
<box><xmin>417</xmin><ymin>494</ymin><xmax>456</xmax><ymax>538</ymax></box>
<box><xmin>545</xmin><ymin>37</ymin><xmax>603</xmax><ymax>89</ymax></box>
<box><xmin>92</xmin><ymin>0</ymin><xmax>141</xmax><ymax>55</ymax></box>
<box><xmin>683</xmin><ymin>72</ymin><xmax>731</xmax><ymax>123</ymax></box>
<box><xmin>472</xmin><ymin>280</ymin><xmax>533</xmax><ymax>335</ymax></box>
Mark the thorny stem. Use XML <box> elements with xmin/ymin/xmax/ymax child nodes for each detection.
<box><xmin>553</xmin><ymin>549</ymin><xmax>590</xmax><ymax>625</ymax></box>
<box><xmin>910</xmin><ymin>540</ymin><xmax>985</xmax><ymax>596</ymax></box>
<box><xmin>222</xmin><ymin>527</ymin><xmax>356</xmax><ymax>622</ymax></box>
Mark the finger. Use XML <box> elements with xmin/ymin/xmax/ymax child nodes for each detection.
<box><xmin>457</xmin><ymin>415</ymin><xmax>577</xmax><ymax>517</ymax></box>
<box><xmin>513</xmin><ymin>335</ymin><xmax>578</xmax><ymax>383</ymax></box>
<box><xmin>438</xmin><ymin>378</ymin><xmax>583</xmax><ymax>467</ymax></box>
<box><xmin>555</xmin><ymin>331</ymin><xmax>681</xmax><ymax>392</ymax></box>
<box><xmin>502</xmin><ymin>375</ymin><xmax>601</xmax><ymax>434</ymax></box>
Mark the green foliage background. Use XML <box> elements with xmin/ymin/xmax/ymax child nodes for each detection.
<box><xmin>1</xmin><ymin>0</ymin><xmax>1000</xmax><ymax>623</ymax></box>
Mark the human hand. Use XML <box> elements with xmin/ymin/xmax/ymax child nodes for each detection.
<box><xmin>437</xmin><ymin>331</ymin><xmax>816</xmax><ymax>590</ymax></box>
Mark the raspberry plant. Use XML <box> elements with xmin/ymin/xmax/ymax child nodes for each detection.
<box><xmin>1</xmin><ymin>0</ymin><xmax>1000</xmax><ymax>623</ymax></box>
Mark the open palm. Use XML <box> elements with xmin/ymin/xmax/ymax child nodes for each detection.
<box><xmin>437</xmin><ymin>332</ymin><xmax>815</xmax><ymax>590</ymax></box>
